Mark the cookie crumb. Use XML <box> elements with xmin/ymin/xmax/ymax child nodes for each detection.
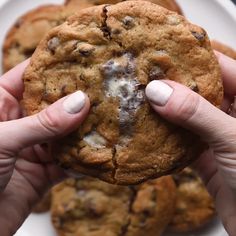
<box><xmin>167</xmin><ymin>15</ymin><xmax>180</xmax><ymax>25</ymax></box>
<box><xmin>122</xmin><ymin>16</ymin><xmax>135</xmax><ymax>29</ymax></box>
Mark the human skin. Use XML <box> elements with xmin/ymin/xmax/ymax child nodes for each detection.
<box><xmin>145</xmin><ymin>52</ymin><xmax>236</xmax><ymax>236</ymax></box>
<box><xmin>0</xmin><ymin>60</ymin><xmax>90</xmax><ymax>236</ymax></box>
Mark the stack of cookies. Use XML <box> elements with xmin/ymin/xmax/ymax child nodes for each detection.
<box><xmin>2</xmin><ymin>0</ymin><xmax>236</xmax><ymax>234</ymax></box>
<box><xmin>50</xmin><ymin>168</ymin><xmax>215</xmax><ymax>235</ymax></box>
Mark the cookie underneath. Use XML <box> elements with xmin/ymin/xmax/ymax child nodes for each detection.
<box><xmin>51</xmin><ymin>176</ymin><xmax>176</xmax><ymax>236</ymax></box>
<box><xmin>2</xmin><ymin>4</ymin><xmax>89</xmax><ymax>73</ymax></box>
<box><xmin>169</xmin><ymin>168</ymin><xmax>215</xmax><ymax>232</ymax></box>
<box><xmin>23</xmin><ymin>1</ymin><xmax>222</xmax><ymax>185</ymax></box>
<box><xmin>64</xmin><ymin>0</ymin><xmax>183</xmax><ymax>15</ymax></box>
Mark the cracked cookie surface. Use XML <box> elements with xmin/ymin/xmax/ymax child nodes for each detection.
<box><xmin>169</xmin><ymin>168</ymin><xmax>215</xmax><ymax>232</ymax></box>
<box><xmin>51</xmin><ymin>176</ymin><xmax>176</xmax><ymax>236</ymax></box>
<box><xmin>64</xmin><ymin>0</ymin><xmax>183</xmax><ymax>15</ymax></box>
<box><xmin>2</xmin><ymin>0</ymin><xmax>182</xmax><ymax>74</ymax></box>
<box><xmin>23</xmin><ymin>1</ymin><xmax>222</xmax><ymax>185</ymax></box>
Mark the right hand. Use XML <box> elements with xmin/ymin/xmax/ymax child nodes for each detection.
<box><xmin>145</xmin><ymin>52</ymin><xmax>236</xmax><ymax>236</ymax></box>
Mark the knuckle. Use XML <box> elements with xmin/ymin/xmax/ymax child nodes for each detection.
<box><xmin>36</xmin><ymin>108</ymin><xmax>62</xmax><ymax>136</ymax></box>
<box><xmin>170</xmin><ymin>92</ymin><xmax>200</xmax><ymax>123</ymax></box>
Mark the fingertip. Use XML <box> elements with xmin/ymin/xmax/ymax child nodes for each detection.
<box><xmin>214</xmin><ymin>50</ymin><xmax>236</xmax><ymax>96</ymax></box>
<box><xmin>145</xmin><ymin>80</ymin><xmax>174</xmax><ymax>106</ymax></box>
<box><xmin>63</xmin><ymin>91</ymin><xmax>86</xmax><ymax>114</ymax></box>
<box><xmin>45</xmin><ymin>90</ymin><xmax>90</xmax><ymax>130</ymax></box>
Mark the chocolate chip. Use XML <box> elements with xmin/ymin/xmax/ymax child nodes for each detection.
<box><xmin>136</xmin><ymin>90</ymin><xmax>145</xmax><ymax>102</ymax></box>
<box><xmin>86</xmin><ymin>200</ymin><xmax>103</xmax><ymax>217</ymax></box>
<box><xmin>142</xmin><ymin>209</ymin><xmax>152</xmax><ymax>218</ymax></box>
<box><xmin>122</xmin><ymin>16</ymin><xmax>135</xmax><ymax>29</ymax></box>
<box><xmin>24</xmin><ymin>48</ymin><xmax>35</xmax><ymax>58</ymax></box>
<box><xmin>188</xmin><ymin>80</ymin><xmax>199</xmax><ymax>92</ymax></box>
<box><xmin>119</xmin><ymin>220</ymin><xmax>131</xmax><ymax>236</ymax></box>
<box><xmin>112</xmin><ymin>28</ymin><xmax>121</xmax><ymax>34</ymax></box>
<box><xmin>47</xmin><ymin>37</ymin><xmax>60</xmax><ymax>53</ymax></box>
<box><xmin>60</xmin><ymin>85</ymin><xmax>67</xmax><ymax>95</ymax></box>
<box><xmin>173</xmin><ymin>170</ymin><xmax>197</xmax><ymax>186</ymax></box>
<box><xmin>191</xmin><ymin>31</ymin><xmax>206</xmax><ymax>41</ymax></box>
<box><xmin>120</xmin><ymin>84</ymin><xmax>129</xmax><ymax>98</ymax></box>
<box><xmin>76</xmin><ymin>43</ymin><xmax>95</xmax><ymax>57</ymax></box>
<box><xmin>172</xmin><ymin>174</ymin><xmax>181</xmax><ymax>186</ymax></box>
<box><xmin>149</xmin><ymin>66</ymin><xmax>165</xmax><ymax>80</ymax></box>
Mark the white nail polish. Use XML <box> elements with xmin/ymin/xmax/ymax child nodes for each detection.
<box><xmin>63</xmin><ymin>91</ymin><xmax>86</xmax><ymax>114</ymax></box>
<box><xmin>145</xmin><ymin>80</ymin><xmax>173</xmax><ymax>106</ymax></box>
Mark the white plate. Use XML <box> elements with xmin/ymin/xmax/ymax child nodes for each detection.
<box><xmin>0</xmin><ymin>0</ymin><xmax>235</xmax><ymax>235</ymax></box>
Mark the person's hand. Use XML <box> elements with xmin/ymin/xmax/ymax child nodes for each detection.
<box><xmin>145</xmin><ymin>52</ymin><xmax>236</xmax><ymax>236</ymax></box>
<box><xmin>0</xmin><ymin>60</ymin><xmax>90</xmax><ymax>236</ymax></box>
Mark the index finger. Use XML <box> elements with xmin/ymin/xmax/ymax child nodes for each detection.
<box><xmin>0</xmin><ymin>59</ymin><xmax>30</xmax><ymax>100</ymax></box>
<box><xmin>215</xmin><ymin>51</ymin><xmax>236</xmax><ymax>96</ymax></box>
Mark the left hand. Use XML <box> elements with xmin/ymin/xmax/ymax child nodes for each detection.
<box><xmin>0</xmin><ymin>60</ymin><xmax>90</xmax><ymax>236</ymax></box>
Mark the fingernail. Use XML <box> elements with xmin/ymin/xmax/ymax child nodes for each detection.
<box><xmin>145</xmin><ymin>80</ymin><xmax>173</xmax><ymax>106</ymax></box>
<box><xmin>63</xmin><ymin>91</ymin><xmax>86</xmax><ymax>114</ymax></box>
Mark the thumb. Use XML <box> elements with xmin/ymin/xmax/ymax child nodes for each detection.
<box><xmin>0</xmin><ymin>90</ymin><xmax>90</xmax><ymax>152</ymax></box>
<box><xmin>145</xmin><ymin>80</ymin><xmax>236</xmax><ymax>191</ymax></box>
<box><xmin>145</xmin><ymin>80</ymin><xmax>234</xmax><ymax>144</ymax></box>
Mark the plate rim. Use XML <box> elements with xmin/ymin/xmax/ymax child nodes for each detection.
<box><xmin>0</xmin><ymin>0</ymin><xmax>9</xmax><ymax>9</ymax></box>
<box><xmin>215</xmin><ymin>0</ymin><xmax>236</xmax><ymax>21</ymax></box>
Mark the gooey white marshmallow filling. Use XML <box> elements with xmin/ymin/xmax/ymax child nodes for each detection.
<box><xmin>83</xmin><ymin>53</ymin><xmax>144</xmax><ymax>148</ymax></box>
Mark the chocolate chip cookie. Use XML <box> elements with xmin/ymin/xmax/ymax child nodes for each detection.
<box><xmin>2</xmin><ymin>4</ymin><xmax>86</xmax><ymax>73</ymax></box>
<box><xmin>169</xmin><ymin>168</ymin><xmax>215</xmax><ymax>232</ymax></box>
<box><xmin>211</xmin><ymin>40</ymin><xmax>236</xmax><ymax>60</ymax></box>
<box><xmin>51</xmin><ymin>176</ymin><xmax>176</xmax><ymax>236</ymax></box>
<box><xmin>64</xmin><ymin>0</ymin><xmax>183</xmax><ymax>15</ymax></box>
<box><xmin>2</xmin><ymin>5</ymin><xmax>61</xmax><ymax>72</ymax></box>
<box><xmin>23</xmin><ymin>1</ymin><xmax>223</xmax><ymax>185</ymax></box>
